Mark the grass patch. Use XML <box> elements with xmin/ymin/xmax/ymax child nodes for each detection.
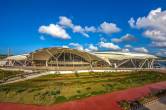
<box><xmin>0</xmin><ymin>69</ymin><xmax>22</xmax><ymax>80</ymax></box>
<box><xmin>0</xmin><ymin>71</ymin><xmax>166</xmax><ymax>105</ymax></box>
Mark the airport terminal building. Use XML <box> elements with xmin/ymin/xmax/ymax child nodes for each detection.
<box><xmin>0</xmin><ymin>47</ymin><xmax>158</xmax><ymax>70</ymax></box>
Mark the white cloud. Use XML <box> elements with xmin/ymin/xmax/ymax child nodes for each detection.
<box><xmin>143</xmin><ymin>30</ymin><xmax>166</xmax><ymax>42</ymax></box>
<box><xmin>73</xmin><ymin>25</ymin><xmax>89</xmax><ymax>37</ymax></box>
<box><xmin>128</xmin><ymin>17</ymin><xmax>135</xmax><ymax>28</ymax></box>
<box><xmin>69</xmin><ymin>43</ymin><xmax>98</xmax><ymax>52</ymax></box>
<box><xmin>38</xmin><ymin>24</ymin><xmax>70</xmax><ymax>39</ymax></box>
<box><xmin>39</xmin><ymin>16</ymin><xmax>121</xmax><ymax>39</ymax></box>
<box><xmin>112</xmin><ymin>33</ymin><xmax>136</xmax><ymax>43</ymax></box>
<box><xmin>62</xmin><ymin>45</ymin><xmax>69</xmax><ymax>48</ymax></box>
<box><xmin>84</xmin><ymin>48</ymin><xmax>91</xmax><ymax>52</ymax></box>
<box><xmin>100</xmin><ymin>37</ymin><xmax>107</xmax><ymax>42</ymax></box>
<box><xmin>99</xmin><ymin>41</ymin><xmax>121</xmax><ymax>50</ymax></box>
<box><xmin>88</xmin><ymin>44</ymin><xmax>98</xmax><ymax>51</ymax></box>
<box><xmin>122</xmin><ymin>48</ymin><xmax>130</xmax><ymax>52</ymax></box>
<box><xmin>58</xmin><ymin>16</ymin><xmax>91</xmax><ymax>37</ymax></box>
<box><xmin>85</xmin><ymin>26</ymin><xmax>96</xmax><ymax>32</ymax></box>
<box><xmin>99</xmin><ymin>22</ymin><xmax>121</xmax><ymax>34</ymax></box>
<box><xmin>69</xmin><ymin>42</ymin><xmax>84</xmax><ymax>50</ymax></box>
<box><xmin>125</xmin><ymin>44</ymin><xmax>132</xmax><ymax>48</ymax></box>
<box><xmin>129</xmin><ymin>8</ymin><xmax>166</xmax><ymax>48</ymax></box>
<box><xmin>58</xmin><ymin>16</ymin><xmax>89</xmax><ymax>37</ymax></box>
<box><xmin>73</xmin><ymin>25</ymin><xmax>84</xmax><ymax>33</ymax></box>
<box><xmin>133</xmin><ymin>47</ymin><xmax>149</xmax><ymax>53</ymax></box>
<box><xmin>152</xmin><ymin>41</ymin><xmax>166</xmax><ymax>48</ymax></box>
<box><xmin>59</xmin><ymin>16</ymin><xmax>73</xmax><ymax>28</ymax></box>
<box><xmin>156</xmin><ymin>49</ymin><xmax>166</xmax><ymax>56</ymax></box>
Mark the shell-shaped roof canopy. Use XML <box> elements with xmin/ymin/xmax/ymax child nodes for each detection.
<box><xmin>93</xmin><ymin>51</ymin><xmax>157</xmax><ymax>60</ymax></box>
<box><xmin>5</xmin><ymin>54</ymin><xmax>29</xmax><ymax>61</ymax></box>
<box><xmin>4</xmin><ymin>48</ymin><xmax>157</xmax><ymax>63</ymax></box>
<box><xmin>28</xmin><ymin>47</ymin><xmax>106</xmax><ymax>62</ymax></box>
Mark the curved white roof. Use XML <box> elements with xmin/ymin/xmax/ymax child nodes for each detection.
<box><xmin>5</xmin><ymin>54</ymin><xmax>29</xmax><ymax>61</ymax></box>
<box><xmin>93</xmin><ymin>51</ymin><xmax>157</xmax><ymax>60</ymax></box>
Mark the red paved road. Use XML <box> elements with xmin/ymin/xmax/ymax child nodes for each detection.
<box><xmin>0</xmin><ymin>81</ymin><xmax>166</xmax><ymax>110</ymax></box>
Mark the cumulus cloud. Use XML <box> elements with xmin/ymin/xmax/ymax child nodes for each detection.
<box><xmin>39</xmin><ymin>16</ymin><xmax>121</xmax><ymax>39</ymax></box>
<box><xmin>73</xmin><ymin>25</ymin><xmax>89</xmax><ymax>37</ymax></box>
<box><xmin>38</xmin><ymin>24</ymin><xmax>70</xmax><ymax>39</ymax></box>
<box><xmin>128</xmin><ymin>17</ymin><xmax>135</xmax><ymax>28</ymax></box>
<box><xmin>133</xmin><ymin>47</ymin><xmax>149</xmax><ymax>53</ymax></box>
<box><xmin>125</xmin><ymin>44</ymin><xmax>132</xmax><ymax>48</ymax></box>
<box><xmin>58</xmin><ymin>16</ymin><xmax>91</xmax><ymax>37</ymax></box>
<box><xmin>128</xmin><ymin>8</ymin><xmax>166</xmax><ymax>48</ymax></box>
<box><xmin>156</xmin><ymin>49</ymin><xmax>166</xmax><ymax>56</ymax></box>
<box><xmin>112</xmin><ymin>33</ymin><xmax>137</xmax><ymax>43</ymax></box>
<box><xmin>84</xmin><ymin>48</ymin><xmax>91</xmax><ymax>52</ymax></box>
<box><xmin>143</xmin><ymin>30</ymin><xmax>166</xmax><ymax>42</ymax></box>
<box><xmin>152</xmin><ymin>41</ymin><xmax>166</xmax><ymax>48</ymax></box>
<box><xmin>69</xmin><ymin>43</ymin><xmax>98</xmax><ymax>52</ymax></box>
<box><xmin>122</xmin><ymin>48</ymin><xmax>130</xmax><ymax>52</ymax></box>
<box><xmin>85</xmin><ymin>26</ymin><xmax>97</xmax><ymax>32</ymax></box>
<box><xmin>62</xmin><ymin>45</ymin><xmax>69</xmax><ymax>48</ymax></box>
<box><xmin>88</xmin><ymin>44</ymin><xmax>98</xmax><ymax>51</ymax></box>
<box><xmin>99</xmin><ymin>22</ymin><xmax>121</xmax><ymax>34</ymax></box>
<box><xmin>100</xmin><ymin>37</ymin><xmax>107</xmax><ymax>42</ymax></box>
<box><xmin>59</xmin><ymin>16</ymin><xmax>73</xmax><ymax>28</ymax></box>
<box><xmin>69</xmin><ymin>42</ymin><xmax>84</xmax><ymax>50</ymax></box>
<box><xmin>99</xmin><ymin>41</ymin><xmax>121</xmax><ymax>50</ymax></box>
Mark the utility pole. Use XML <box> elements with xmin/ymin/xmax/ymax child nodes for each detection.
<box><xmin>8</xmin><ymin>48</ymin><xmax>11</xmax><ymax>57</ymax></box>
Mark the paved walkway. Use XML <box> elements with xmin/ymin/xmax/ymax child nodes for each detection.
<box><xmin>142</xmin><ymin>96</ymin><xmax>166</xmax><ymax>110</ymax></box>
<box><xmin>1</xmin><ymin>68</ymin><xmax>165</xmax><ymax>85</ymax></box>
<box><xmin>0</xmin><ymin>81</ymin><xmax>166</xmax><ymax>110</ymax></box>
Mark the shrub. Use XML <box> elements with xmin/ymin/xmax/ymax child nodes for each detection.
<box><xmin>86</xmin><ymin>87</ymin><xmax>91</xmax><ymax>90</ymax></box>
<box><xmin>91</xmin><ymin>90</ymin><xmax>105</xmax><ymax>95</ymax></box>
<box><xmin>0</xmin><ymin>86</ymin><xmax>10</xmax><ymax>93</ymax></box>
<box><xmin>76</xmin><ymin>90</ymin><xmax>81</xmax><ymax>94</ymax></box>
<box><xmin>42</xmin><ymin>91</ymin><xmax>50</xmax><ymax>96</ymax></box>
<box><xmin>55</xmin><ymin>89</ymin><xmax>61</xmax><ymax>95</ymax></box>
<box><xmin>15</xmin><ymin>87</ymin><xmax>26</xmax><ymax>93</ymax></box>
<box><xmin>69</xmin><ymin>94</ymin><xmax>86</xmax><ymax>100</ymax></box>
<box><xmin>55</xmin><ymin>96</ymin><xmax>67</xmax><ymax>103</ymax></box>
<box><xmin>50</xmin><ymin>91</ymin><xmax>57</xmax><ymax>96</ymax></box>
<box><xmin>28</xmin><ymin>88</ymin><xmax>42</xmax><ymax>92</ymax></box>
<box><xmin>118</xmin><ymin>100</ymin><xmax>130</xmax><ymax>110</ymax></box>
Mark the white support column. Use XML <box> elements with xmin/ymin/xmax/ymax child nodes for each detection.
<box><xmin>56</xmin><ymin>59</ymin><xmax>59</xmax><ymax>71</ymax></box>
<box><xmin>64</xmin><ymin>51</ymin><xmax>65</xmax><ymax>67</ymax></box>
<box><xmin>117</xmin><ymin>59</ymin><xmax>130</xmax><ymax>68</ymax></box>
<box><xmin>150</xmin><ymin>59</ymin><xmax>154</xmax><ymax>68</ymax></box>
<box><xmin>131</xmin><ymin>59</ymin><xmax>136</xmax><ymax>68</ymax></box>
<box><xmin>45</xmin><ymin>60</ymin><xmax>48</xmax><ymax>67</ymax></box>
<box><xmin>72</xmin><ymin>53</ymin><xmax>75</xmax><ymax>70</ymax></box>
<box><xmin>12</xmin><ymin>60</ymin><xmax>15</xmax><ymax>66</ymax></box>
<box><xmin>32</xmin><ymin>52</ymin><xmax>34</xmax><ymax>66</ymax></box>
<box><xmin>24</xmin><ymin>60</ymin><xmax>27</xmax><ymax>67</ymax></box>
<box><xmin>86</xmin><ymin>52</ymin><xmax>93</xmax><ymax>70</ymax></box>
<box><xmin>139</xmin><ymin>59</ymin><xmax>147</xmax><ymax>68</ymax></box>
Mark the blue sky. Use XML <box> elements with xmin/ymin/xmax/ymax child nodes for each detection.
<box><xmin>0</xmin><ymin>0</ymin><xmax>166</xmax><ymax>56</ymax></box>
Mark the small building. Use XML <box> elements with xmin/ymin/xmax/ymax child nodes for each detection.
<box><xmin>4</xmin><ymin>54</ymin><xmax>30</xmax><ymax>67</ymax></box>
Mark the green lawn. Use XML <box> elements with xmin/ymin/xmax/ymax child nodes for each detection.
<box><xmin>0</xmin><ymin>69</ymin><xmax>23</xmax><ymax>80</ymax></box>
<box><xmin>0</xmin><ymin>71</ymin><xmax>166</xmax><ymax>105</ymax></box>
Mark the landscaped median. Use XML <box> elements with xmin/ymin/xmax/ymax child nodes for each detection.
<box><xmin>0</xmin><ymin>69</ymin><xmax>23</xmax><ymax>81</ymax></box>
<box><xmin>0</xmin><ymin>71</ymin><xmax>166</xmax><ymax>105</ymax></box>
